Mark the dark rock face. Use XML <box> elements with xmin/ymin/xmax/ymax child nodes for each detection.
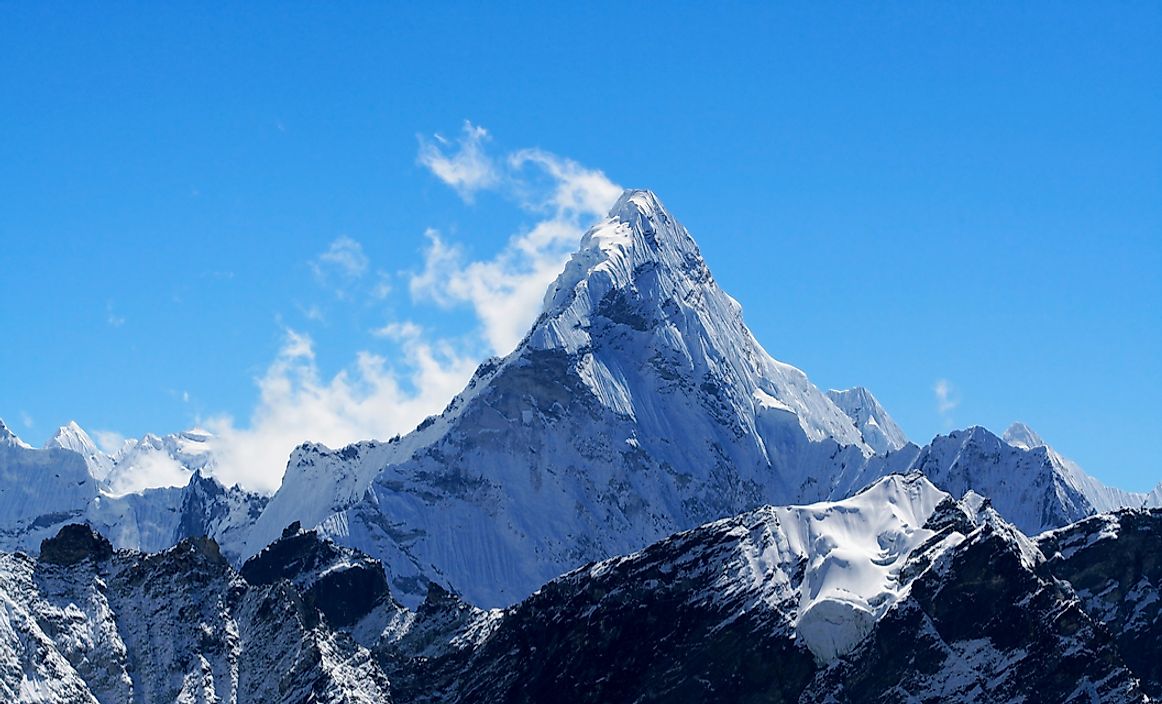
<box><xmin>1039</xmin><ymin>509</ymin><xmax>1162</xmax><ymax>698</ymax></box>
<box><xmin>39</xmin><ymin>523</ymin><xmax>113</xmax><ymax>565</ymax></box>
<box><xmin>804</xmin><ymin>521</ymin><xmax>1144</xmax><ymax>703</ymax></box>
<box><xmin>173</xmin><ymin>470</ymin><xmax>269</xmax><ymax>563</ymax></box>
<box><xmin>241</xmin><ymin>525</ymin><xmax>392</xmax><ymax>628</ymax></box>
<box><xmin>379</xmin><ymin>506</ymin><xmax>1151</xmax><ymax>704</ymax></box>
<box><xmin>14</xmin><ymin>508</ymin><xmax>1162</xmax><ymax>703</ymax></box>
<box><xmin>12</xmin><ymin>525</ymin><xmax>393</xmax><ymax>703</ymax></box>
<box><xmin>385</xmin><ymin>516</ymin><xmax>819</xmax><ymax>704</ymax></box>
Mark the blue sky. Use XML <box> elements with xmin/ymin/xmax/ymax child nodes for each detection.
<box><xmin>1</xmin><ymin>4</ymin><xmax>1159</xmax><ymax>491</ymax></box>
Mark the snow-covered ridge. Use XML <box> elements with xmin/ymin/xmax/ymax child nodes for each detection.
<box><xmin>1003</xmin><ymin>421</ymin><xmax>1161</xmax><ymax>513</ymax></box>
<box><xmin>529</xmin><ymin>189</ymin><xmax>866</xmax><ymax>447</ymax></box>
<box><xmin>246</xmin><ymin>189</ymin><xmax>1160</xmax><ymax>609</ymax></box>
<box><xmin>0</xmin><ymin>418</ymin><xmax>264</xmax><ymax>561</ymax></box>
<box><xmin>826</xmin><ymin>386</ymin><xmax>908</xmax><ymax>454</ymax></box>
<box><xmin>0</xmin><ymin>419</ymin><xmax>31</xmax><ymax>449</ymax></box>
<box><xmin>692</xmin><ymin>472</ymin><xmax>951</xmax><ymax>661</ymax></box>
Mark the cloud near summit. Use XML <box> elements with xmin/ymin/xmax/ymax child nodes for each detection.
<box><xmin>204</xmin><ymin>123</ymin><xmax>620</xmax><ymax>492</ymax></box>
<box><xmin>410</xmin><ymin>120</ymin><xmax>621</xmax><ymax>355</ymax></box>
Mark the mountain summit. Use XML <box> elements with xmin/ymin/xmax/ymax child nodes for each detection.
<box><xmin>530</xmin><ymin>189</ymin><xmax>868</xmax><ymax>446</ymax></box>
<box><xmin>248</xmin><ymin>189</ymin><xmax>880</xmax><ymax>606</ymax></box>
<box><xmin>245</xmin><ymin>190</ymin><xmax>1160</xmax><ymax>607</ymax></box>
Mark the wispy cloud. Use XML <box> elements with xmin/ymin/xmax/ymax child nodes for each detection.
<box><xmin>312</xmin><ymin>235</ymin><xmax>369</xmax><ymax>286</ymax></box>
<box><xmin>297</xmin><ymin>303</ymin><xmax>326</xmax><ymax>323</ymax></box>
<box><xmin>19</xmin><ymin>411</ymin><xmax>33</xmax><ymax>430</ymax></box>
<box><xmin>371</xmin><ymin>320</ymin><xmax>424</xmax><ymax>341</ymax></box>
<box><xmin>92</xmin><ymin>430</ymin><xmax>127</xmax><ymax>455</ymax></box>
<box><xmin>200</xmin><ymin>123</ymin><xmax>619</xmax><ymax>492</ymax></box>
<box><xmin>417</xmin><ymin>121</ymin><xmax>499</xmax><ymax>201</ymax></box>
<box><xmin>933</xmin><ymin>378</ymin><xmax>960</xmax><ymax>427</ymax></box>
<box><xmin>107</xmin><ymin>453</ymin><xmax>190</xmax><ymax>495</ymax></box>
<box><xmin>106</xmin><ymin>300</ymin><xmax>126</xmax><ymax>328</ymax></box>
<box><xmin>411</xmin><ymin>124</ymin><xmax>621</xmax><ymax>354</ymax></box>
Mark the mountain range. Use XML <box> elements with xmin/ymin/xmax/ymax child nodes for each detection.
<box><xmin>1</xmin><ymin>190</ymin><xmax>1158</xmax><ymax>701</ymax></box>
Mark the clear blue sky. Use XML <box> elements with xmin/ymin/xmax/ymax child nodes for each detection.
<box><xmin>1</xmin><ymin>4</ymin><xmax>1159</xmax><ymax>491</ymax></box>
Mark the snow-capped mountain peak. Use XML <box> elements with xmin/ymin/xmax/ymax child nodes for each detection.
<box><xmin>0</xmin><ymin>418</ymin><xmax>31</xmax><ymax>449</ymax></box>
<box><xmin>1002</xmin><ymin>421</ymin><xmax>1047</xmax><ymax>450</ymax></box>
<box><xmin>44</xmin><ymin>421</ymin><xmax>113</xmax><ymax>481</ymax></box>
<box><xmin>826</xmin><ymin>387</ymin><xmax>909</xmax><ymax>454</ymax></box>
<box><xmin>249</xmin><ymin>189</ymin><xmax>886</xmax><ymax>607</ymax></box>
<box><xmin>528</xmin><ymin>188</ymin><xmax>866</xmax><ymax>447</ymax></box>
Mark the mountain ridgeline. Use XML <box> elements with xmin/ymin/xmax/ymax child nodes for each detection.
<box><xmin>1</xmin><ymin>190</ymin><xmax>1160</xmax><ymax>702</ymax></box>
<box><xmin>3</xmin><ymin>477</ymin><xmax>1159</xmax><ymax>703</ymax></box>
<box><xmin>245</xmin><ymin>189</ymin><xmax>1162</xmax><ymax>607</ymax></box>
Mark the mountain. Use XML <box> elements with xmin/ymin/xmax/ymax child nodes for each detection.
<box><xmin>0</xmin><ymin>420</ymin><xmax>265</xmax><ymax>562</ymax></box>
<box><xmin>44</xmin><ymin>421</ymin><xmax>114</xmax><ymax>481</ymax></box>
<box><xmin>247</xmin><ymin>189</ymin><xmax>884</xmax><ymax>607</ymax></box>
<box><xmin>383</xmin><ymin>475</ymin><xmax>1156</xmax><ymax>704</ymax></box>
<box><xmin>245</xmin><ymin>190</ymin><xmax>1158</xmax><ymax>608</ymax></box>
<box><xmin>6</xmin><ymin>478</ymin><xmax>1156</xmax><ymax>703</ymax></box>
<box><xmin>1004</xmin><ymin>421</ymin><xmax>1162</xmax><ymax>513</ymax></box>
<box><xmin>1037</xmin><ymin>508</ymin><xmax>1162</xmax><ymax>700</ymax></box>
<box><xmin>41</xmin><ymin>422</ymin><xmax>217</xmax><ymax>497</ymax></box>
<box><xmin>0</xmin><ymin>423</ymin><xmax>98</xmax><ymax>545</ymax></box>
<box><xmin>826</xmin><ymin>386</ymin><xmax>908</xmax><ymax>454</ymax></box>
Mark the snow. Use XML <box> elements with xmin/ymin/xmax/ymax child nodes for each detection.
<box><xmin>1003</xmin><ymin>421</ymin><xmax>1162</xmax><ymax>513</ymax></box>
<box><xmin>734</xmin><ymin>473</ymin><xmax>948</xmax><ymax>660</ymax></box>
<box><xmin>826</xmin><ymin>387</ymin><xmax>909</xmax><ymax>454</ymax></box>
<box><xmin>241</xmin><ymin>190</ymin><xmax>1161</xmax><ymax>610</ymax></box>
<box><xmin>0</xmin><ymin>427</ymin><xmax>264</xmax><ymax>561</ymax></box>
<box><xmin>0</xmin><ymin>542</ymin><xmax>391</xmax><ymax>703</ymax></box>
<box><xmin>0</xmin><ymin>420</ymin><xmax>32</xmax><ymax>450</ymax></box>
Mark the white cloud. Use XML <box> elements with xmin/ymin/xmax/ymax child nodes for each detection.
<box><xmin>371</xmin><ymin>271</ymin><xmax>392</xmax><ymax>300</ymax></box>
<box><xmin>372</xmin><ymin>320</ymin><xmax>424</xmax><ymax>341</ymax></box>
<box><xmin>312</xmin><ymin>235</ymin><xmax>369</xmax><ymax>284</ymax></box>
<box><xmin>204</xmin><ymin>328</ymin><xmax>478</xmax><ymax>493</ymax></box>
<box><xmin>19</xmin><ymin>411</ymin><xmax>33</xmax><ymax>430</ymax></box>
<box><xmin>934</xmin><ymin>378</ymin><xmax>960</xmax><ymax>426</ymax></box>
<box><xmin>417</xmin><ymin>121</ymin><xmax>499</xmax><ymax>201</ymax></box>
<box><xmin>196</xmin><ymin>123</ymin><xmax>618</xmax><ymax>493</ymax></box>
<box><xmin>298</xmin><ymin>303</ymin><xmax>326</xmax><ymax>323</ymax></box>
<box><xmin>508</xmin><ymin>148</ymin><xmax>623</xmax><ymax>217</ymax></box>
<box><xmin>106</xmin><ymin>453</ymin><xmax>190</xmax><ymax>495</ymax></box>
<box><xmin>92</xmin><ymin>430</ymin><xmax>127</xmax><ymax>455</ymax></box>
<box><xmin>412</xmin><ymin>128</ymin><xmax>621</xmax><ymax>354</ymax></box>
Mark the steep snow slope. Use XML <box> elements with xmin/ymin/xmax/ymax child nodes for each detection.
<box><xmin>826</xmin><ymin>387</ymin><xmax>908</xmax><ymax>454</ymax></box>
<box><xmin>1004</xmin><ymin>421</ymin><xmax>1161</xmax><ymax>513</ymax></box>
<box><xmin>827</xmin><ymin>424</ymin><xmax>1146</xmax><ymax>535</ymax></box>
<box><xmin>0</xmin><ymin>433</ymin><xmax>97</xmax><ymax>540</ymax></box>
<box><xmin>44</xmin><ymin>422</ymin><xmax>114</xmax><ymax>482</ymax></box>
<box><xmin>249</xmin><ymin>190</ymin><xmax>877</xmax><ymax>607</ymax></box>
<box><xmin>806</xmin><ymin>504</ymin><xmax>1147</xmax><ymax>704</ymax></box>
